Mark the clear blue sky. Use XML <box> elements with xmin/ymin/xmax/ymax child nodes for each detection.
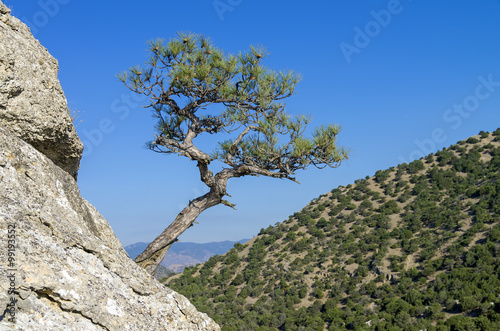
<box><xmin>5</xmin><ymin>0</ymin><xmax>500</xmax><ymax>246</ymax></box>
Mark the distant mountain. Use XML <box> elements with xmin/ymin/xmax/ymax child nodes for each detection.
<box><xmin>123</xmin><ymin>242</ymin><xmax>149</xmax><ymax>260</ymax></box>
<box><xmin>165</xmin><ymin>129</ymin><xmax>500</xmax><ymax>330</ymax></box>
<box><xmin>125</xmin><ymin>239</ymin><xmax>249</xmax><ymax>273</ymax></box>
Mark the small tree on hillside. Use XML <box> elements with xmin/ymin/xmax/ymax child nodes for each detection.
<box><xmin>118</xmin><ymin>32</ymin><xmax>348</xmax><ymax>274</ymax></box>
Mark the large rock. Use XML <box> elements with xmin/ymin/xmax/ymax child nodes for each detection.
<box><xmin>0</xmin><ymin>2</ymin><xmax>219</xmax><ymax>329</ymax></box>
<box><xmin>0</xmin><ymin>127</ymin><xmax>220</xmax><ymax>330</ymax></box>
<box><xmin>0</xmin><ymin>2</ymin><xmax>83</xmax><ymax>179</ymax></box>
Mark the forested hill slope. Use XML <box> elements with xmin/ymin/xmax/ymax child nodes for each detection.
<box><xmin>165</xmin><ymin>129</ymin><xmax>500</xmax><ymax>331</ymax></box>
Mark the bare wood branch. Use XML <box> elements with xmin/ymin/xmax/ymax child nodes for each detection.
<box><xmin>221</xmin><ymin>199</ymin><xmax>236</xmax><ymax>209</ymax></box>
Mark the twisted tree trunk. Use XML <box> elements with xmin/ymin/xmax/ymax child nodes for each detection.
<box><xmin>134</xmin><ymin>191</ymin><xmax>222</xmax><ymax>275</ymax></box>
<box><xmin>134</xmin><ymin>161</ymin><xmax>237</xmax><ymax>275</ymax></box>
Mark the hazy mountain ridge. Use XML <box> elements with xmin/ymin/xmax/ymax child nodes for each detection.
<box><xmin>125</xmin><ymin>239</ymin><xmax>249</xmax><ymax>273</ymax></box>
<box><xmin>165</xmin><ymin>129</ymin><xmax>500</xmax><ymax>330</ymax></box>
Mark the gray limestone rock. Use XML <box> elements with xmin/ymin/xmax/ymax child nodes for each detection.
<box><xmin>0</xmin><ymin>2</ymin><xmax>220</xmax><ymax>329</ymax></box>
<box><xmin>0</xmin><ymin>127</ymin><xmax>220</xmax><ymax>330</ymax></box>
<box><xmin>0</xmin><ymin>1</ymin><xmax>83</xmax><ymax>180</ymax></box>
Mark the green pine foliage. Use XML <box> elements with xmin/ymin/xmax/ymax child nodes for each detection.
<box><xmin>164</xmin><ymin>130</ymin><xmax>500</xmax><ymax>330</ymax></box>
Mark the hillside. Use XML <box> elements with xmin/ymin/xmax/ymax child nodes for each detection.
<box><xmin>165</xmin><ymin>129</ymin><xmax>500</xmax><ymax>330</ymax></box>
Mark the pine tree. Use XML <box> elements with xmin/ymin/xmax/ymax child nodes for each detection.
<box><xmin>118</xmin><ymin>32</ymin><xmax>348</xmax><ymax>274</ymax></box>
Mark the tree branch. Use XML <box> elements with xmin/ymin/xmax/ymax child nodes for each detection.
<box><xmin>221</xmin><ymin>199</ymin><xmax>236</xmax><ymax>209</ymax></box>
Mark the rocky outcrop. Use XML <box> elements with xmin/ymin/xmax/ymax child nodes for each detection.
<box><xmin>0</xmin><ymin>127</ymin><xmax>220</xmax><ymax>330</ymax></box>
<box><xmin>0</xmin><ymin>1</ymin><xmax>220</xmax><ymax>329</ymax></box>
<box><xmin>0</xmin><ymin>2</ymin><xmax>83</xmax><ymax>179</ymax></box>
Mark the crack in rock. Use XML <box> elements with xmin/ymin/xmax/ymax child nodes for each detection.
<box><xmin>33</xmin><ymin>289</ymin><xmax>110</xmax><ymax>331</ymax></box>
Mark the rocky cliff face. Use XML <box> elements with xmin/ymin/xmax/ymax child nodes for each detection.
<box><xmin>0</xmin><ymin>2</ymin><xmax>83</xmax><ymax>180</ymax></box>
<box><xmin>0</xmin><ymin>2</ymin><xmax>220</xmax><ymax>330</ymax></box>
<box><xmin>0</xmin><ymin>128</ymin><xmax>219</xmax><ymax>330</ymax></box>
